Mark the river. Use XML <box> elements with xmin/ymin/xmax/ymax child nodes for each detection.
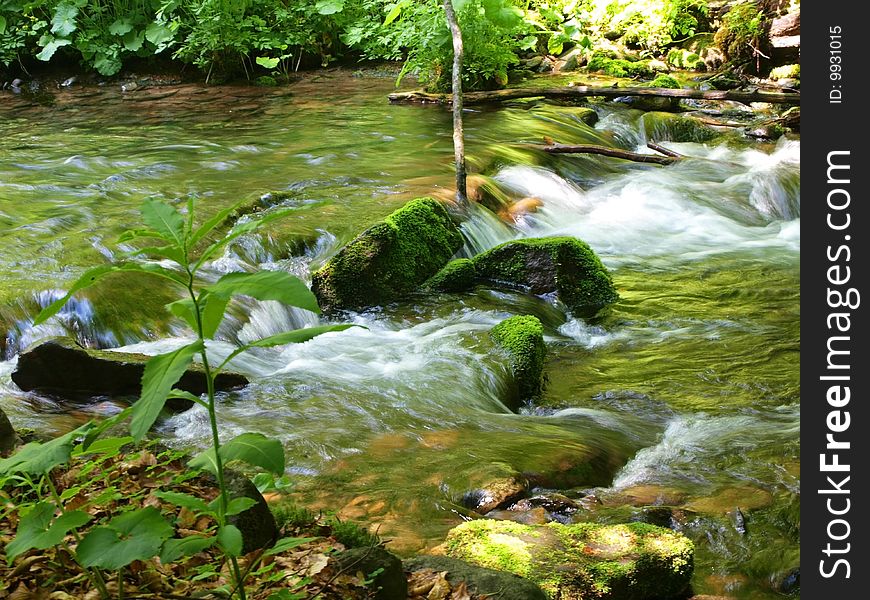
<box><xmin>0</xmin><ymin>70</ymin><xmax>799</xmax><ymax>599</ymax></box>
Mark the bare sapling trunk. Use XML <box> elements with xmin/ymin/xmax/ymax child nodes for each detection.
<box><xmin>442</xmin><ymin>0</ymin><xmax>467</xmax><ymax>204</ymax></box>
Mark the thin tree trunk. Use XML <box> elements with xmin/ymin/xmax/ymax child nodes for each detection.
<box><xmin>528</xmin><ymin>142</ymin><xmax>679</xmax><ymax>165</ymax></box>
<box><xmin>442</xmin><ymin>0</ymin><xmax>467</xmax><ymax>204</ymax></box>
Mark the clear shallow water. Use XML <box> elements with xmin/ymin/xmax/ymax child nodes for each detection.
<box><xmin>0</xmin><ymin>73</ymin><xmax>799</xmax><ymax>598</ymax></box>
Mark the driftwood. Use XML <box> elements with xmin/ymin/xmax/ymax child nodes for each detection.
<box><xmin>646</xmin><ymin>142</ymin><xmax>683</xmax><ymax>158</ymax></box>
<box><xmin>527</xmin><ymin>142</ymin><xmax>678</xmax><ymax>165</ymax></box>
<box><xmin>389</xmin><ymin>85</ymin><xmax>800</xmax><ymax>106</ymax></box>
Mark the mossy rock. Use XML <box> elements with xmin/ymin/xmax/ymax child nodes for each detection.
<box><xmin>769</xmin><ymin>64</ymin><xmax>799</xmax><ymax>80</ymax></box>
<box><xmin>10</xmin><ymin>337</ymin><xmax>248</xmax><ymax>405</ymax></box>
<box><xmin>650</xmin><ymin>75</ymin><xmax>680</xmax><ymax>89</ymax></box>
<box><xmin>224</xmin><ymin>471</ymin><xmax>278</xmax><ymax>554</ymax></box>
<box><xmin>472</xmin><ymin>237</ymin><xmax>618</xmax><ymax>318</ymax></box>
<box><xmin>424</xmin><ymin>258</ymin><xmax>478</xmax><ymax>293</ymax></box>
<box><xmin>587</xmin><ymin>53</ymin><xmax>654</xmax><ymax>78</ymax></box>
<box><xmin>312</xmin><ymin>198</ymin><xmax>463</xmax><ymax>311</ymax></box>
<box><xmin>491</xmin><ymin>315</ymin><xmax>546</xmax><ymax>403</ymax></box>
<box><xmin>405</xmin><ymin>555</ymin><xmax>548</xmax><ymax>600</ymax></box>
<box><xmin>643</xmin><ymin>112</ymin><xmax>719</xmax><ymax>143</ymax></box>
<box><xmin>445</xmin><ymin>520</ymin><xmax>694</xmax><ymax>600</ymax></box>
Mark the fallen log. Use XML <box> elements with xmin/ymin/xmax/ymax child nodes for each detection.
<box><xmin>389</xmin><ymin>85</ymin><xmax>800</xmax><ymax>106</ymax></box>
<box><xmin>646</xmin><ymin>142</ymin><xmax>683</xmax><ymax>158</ymax></box>
<box><xmin>527</xmin><ymin>143</ymin><xmax>678</xmax><ymax>165</ymax></box>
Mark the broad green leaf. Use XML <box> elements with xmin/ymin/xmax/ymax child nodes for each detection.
<box><xmin>131</xmin><ymin>341</ymin><xmax>203</xmax><ymax>442</ymax></box>
<box><xmin>108</xmin><ymin>18</ymin><xmax>133</xmax><ymax>36</ymax></box>
<box><xmin>168</xmin><ymin>388</ymin><xmax>205</xmax><ymax>406</ymax></box>
<box><xmin>264</xmin><ymin>536</ymin><xmax>320</xmax><ymax>556</ymax></box>
<box><xmin>140</xmin><ymin>199</ymin><xmax>185</xmax><ymax>246</ymax></box>
<box><xmin>205</xmin><ymin>271</ymin><xmax>319</xmax><ymax>314</ymax></box>
<box><xmin>219</xmin><ymin>433</ymin><xmax>285</xmax><ymax>475</ymax></box>
<box><xmin>73</xmin><ymin>435</ymin><xmax>133</xmax><ymax>458</ymax></box>
<box><xmin>384</xmin><ymin>1</ymin><xmax>408</xmax><ymax>26</ymax></box>
<box><xmin>153</xmin><ymin>491</ymin><xmax>210</xmax><ymax>513</ymax></box>
<box><xmin>121</xmin><ymin>243</ymin><xmax>186</xmax><ymax>264</ymax></box>
<box><xmin>118</xmin><ymin>227</ymin><xmax>170</xmax><ymax>243</ymax></box>
<box><xmin>77</xmin><ymin>507</ymin><xmax>173</xmax><ymax>570</ymax></box>
<box><xmin>50</xmin><ymin>3</ymin><xmax>78</xmax><ymax>37</ymax></box>
<box><xmin>256</xmin><ymin>56</ymin><xmax>280</xmax><ymax>69</ymax></box>
<box><xmin>482</xmin><ymin>0</ymin><xmax>523</xmax><ymax>29</ymax></box>
<box><xmin>6</xmin><ymin>503</ymin><xmax>92</xmax><ymax>561</ymax></box>
<box><xmin>223</xmin><ymin>497</ymin><xmax>257</xmax><ymax>516</ymax></box>
<box><xmin>167</xmin><ymin>294</ymin><xmax>228</xmax><ymax>338</ymax></box>
<box><xmin>189</xmin><ymin>447</ymin><xmax>218</xmax><ymax>475</ymax></box>
<box><xmin>35</xmin><ymin>35</ymin><xmax>71</xmax><ymax>61</ymax></box>
<box><xmin>519</xmin><ymin>35</ymin><xmax>538</xmax><ymax>51</ymax></box>
<box><xmin>159</xmin><ymin>535</ymin><xmax>215</xmax><ymax>563</ymax></box>
<box><xmin>547</xmin><ymin>36</ymin><xmax>564</xmax><ymax>55</ymax></box>
<box><xmin>315</xmin><ymin>0</ymin><xmax>344</xmax><ymax>15</ymax></box>
<box><xmin>188</xmin><ymin>199</ymin><xmax>247</xmax><ymax>248</ymax></box>
<box><xmin>93</xmin><ymin>52</ymin><xmax>122</xmax><ymax>76</ymax></box>
<box><xmin>247</xmin><ymin>324</ymin><xmax>356</xmax><ymax>349</ymax></box>
<box><xmin>217</xmin><ymin>524</ymin><xmax>243</xmax><ymax>557</ymax></box>
<box><xmin>145</xmin><ymin>21</ymin><xmax>174</xmax><ymax>46</ymax></box>
<box><xmin>0</xmin><ymin>423</ymin><xmax>94</xmax><ymax>475</ymax></box>
<box><xmin>0</xmin><ymin>16</ymin><xmax>7</xmax><ymax>35</ymax></box>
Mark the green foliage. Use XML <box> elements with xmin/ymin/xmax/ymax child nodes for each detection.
<box><xmin>3</xmin><ymin>197</ymin><xmax>356</xmax><ymax>599</ymax></box>
<box><xmin>714</xmin><ymin>1</ymin><xmax>768</xmax><ymax>69</ymax></box>
<box><xmin>650</xmin><ymin>73</ymin><xmax>679</xmax><ymax>88</ymax></box>
<box><xmin>587</xmin><ymin>51</ymin><xmax>654</xmax><ymax>77</ymax></box>
<box><xmin>325</xmin><ymin>515</ymin><xmax>381</xmax><ymax>549</ymax></box>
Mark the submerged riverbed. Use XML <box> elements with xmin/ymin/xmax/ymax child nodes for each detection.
<box><xmin>0</xmin><ymin>71</ymin><xmax>799</xmax><ymax>598</ymax></box>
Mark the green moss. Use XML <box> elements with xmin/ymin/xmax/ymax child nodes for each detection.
<box><xmin>472</xmin><ymin>237</ymin><xmax>618</xmax><ymax>318</ymax></box>
<box><xmin>424</xmin><ymin>258</ymin><xmax>478</xmax><ymax>292</ymax></box>
<box><xmin>650</xmin><ymin>75</ymin><xmax>679</xmax><ymax>89</ymax></box>
<box><xmin>769</xmin><ymin>64</ymin><xmax>800</xmax><ymax>80</ymax></box>
<box><xmin>446</xmin><ymin>519</ymin><xmax>694</xmax><ymax>600</ymax></box>
<box><xmin>311</xmin><ymin>197</ymin><xmax>462</xmax><ymax>311</ymax></box>
<box><xmin>254</xmin><ymin>75</ymin><xmax>278</xmax><ymax>87</ymax></box>
<box><xmin>643</xmin><ymin>112</ymin><xmax>719</xmax><ymax>143</ymax></box>
<box><xmin>491</xmin><ymin>315</ymin><xmax>546</xmax><ymax>402</ymax></box>
<box><xmin>587</xmin><ymin>53</ymin><xmax>654</xmax><ymax>78</ymax></box>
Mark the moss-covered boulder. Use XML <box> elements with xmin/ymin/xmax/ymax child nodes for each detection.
<box><xmin>491</xmin><ymin>316</ymin><xmax>546</xmax><ymax>403</ymax></box>
<box><xmin>424</xmin><ymin>258</ymin><xmax>478</xmax><ymax>293</ymax></box>
<box><xmin>472</xmin><ymin>238</ymin><xmax>618</xmax><ymax>318</ymax></box>
<box><xmin>643</xmin><ymin>112</ymin><xmax>719</xmax><ymax>143</ymax></box>
<box><xmin>405</xmin><ymin>555</ymin><xmax>549</xmax><ymax>600</ymax></box>
<box><xmin>312</xmin><ymin>198</ymin><xmax>463</xmax><ymax>311</ymax></box>
<box><xmin>10</xmin><ymin>337</ymin><xmax>248</xmax><ymax>404</ymax></box>
<box><xmin>445</xmin><ymin>520</ymin><xmax>694</xmax><ymax>600</ymax></box>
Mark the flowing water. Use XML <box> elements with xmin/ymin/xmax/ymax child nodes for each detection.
<box><xmin>0</xmin><ymin>72</ymin><xmax>799</xmax><ymax>598</ymax></box>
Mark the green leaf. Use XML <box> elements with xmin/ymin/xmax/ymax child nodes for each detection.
<box><xmin>94</xmin><ymin>52</ymin><xmax>122</xmax><ymax>76</ymax></box>
<box><xmin>219</xmin><ymin>433</ymin><xmax>285</xmax><ymax>475</ymax></box>
<box><xmin>118</xmin><ymin>227</ymin><xmax>170</xmax><ymax>243</ymax></box>
<box><xmin>73</xmin><ymin>435</ymin><xmax>133</xmax><ymax>459</ymax></box>
<box><xmin>167</xmin><ymin>293</ymin><xmax>228</xmax><ymax>338</ymax></box>
<box><xmin>108</xmin><ymin>18</ymin><xmax>133</xmax><ymax>36</ymax></box>
<box><xmin>0</xmin><ymin>16</ymin><xmax>7</xmax><ymax>35</ymax></box>
<box><xmin>315</xmin><ymin>0</ymin><xmax>344</xmax><ymax>15</ymax></box>
<box><xmin>122</xmin><ymin>29</ymin><xmax>146</xmax><ymax>51</ymax></box>
<box><xmin>168</xmin><ymin>388</ymin><xmax>205</xmax><ymax>406</ymax></box>
<box><xmin>6</xmin><ymin>503</ymin><xmax>92</xmax><ymax>561</ymax></box>
<box><xmin>0</xmin><ymin>423</ymin><xmax>94</xmax><ymax>475</ymax></box>
<box><xmin>140</xmin><ymin>199</ymin><xmax>185</xmax><ymax>246</ymax></box>
<box><xmin>122</xmin><ymin>243</ymin><xmax>186</xmax><ymax>264</ymax></box>
<box><xmin>217</xmin><ymin>524</ymin><xmax>243</xmax><ymax>557</ymax></box>
<box><xmin>205</xmin><ymin>271</ymin><xmax>319</xmax><ymax>314</ymax></box>
<box><xmin>77</xmin><ymin>507</ymin><xmax>173</xmax><ymax>570</ymax></box>
<box><xmin>223</xmin><ymin>497</ymin><xmax>257</xmax><ymax>516</ymax></box>
<box><xmin>193</xmin><ymin>208</ymin><xmax>295</xmax><ymax>272</ymax></box>
<box><xmin>145</xmin><ymin>21</ymin><xmax>174</xmax><ymax>46</ymax></box>
<box><xmin>79</xmin><ymin>407</ymin><xmax>132</xmax><ymax>451</ymax></box>
<box><xmin>35</xmin><ymin>35</ymin><xmax>71</xmax><ymax>61</ymax></box>
<box><xmin>189</xmin><ymin>447</ymin><xmax>218</xmax><ymax>475</ymax></box>
<box><xmin>50</xmin><ymin>3</ymin><xmax>78</xmax><ymax>37</ymax></box>
<box><xmin>131</xmin><ymin>341</ymin><xmax>203</xmax><ymax>442</ymax></box>
<box><xmin>159</xmin><ymin>535</ymin><xmax>215</xmax><ymax>563</ymax></box>
<box><xmin>246</xmin><ymin>324</ymin><xmax>356</xmax><ymax>349</ymax></box>
<box><xmin>547</xmin><ymin>36</ymin><xmax>564</xmax><ymax>55</ymax></box>
<box><xmin>482</xmin><ymin>0</ymin><xmax>523</xmax><ymax>29</ymax></box>
<box><xmin>256</xmin><ymin>56</ymin><xmax>280</xmax><ymax>69</ymax></box>
<box><xmin>384</xmin><ymin>1</ymin><xmax>408</xmax><ymax>26</ymax></box>
<box><xmin>264</xmin><ymin>536</ymin><xmax>320</xmax><ymax>556</ymax></box>
<box><xmin>153</xmin><ymin>491</ymin><xmax>210</xmax><ymax>514</ymax></box>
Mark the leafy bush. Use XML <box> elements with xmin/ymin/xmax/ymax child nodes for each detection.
<box><xmin>714</xmin><ymin>1</ymin><xmax>769</xmax><ymax>71</ymax></box>
<box><xmin>650</xmin><ymin>73</ymin><xmax>679</xmax><ymax>88</ymax></box>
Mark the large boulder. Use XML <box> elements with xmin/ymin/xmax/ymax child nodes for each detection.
<box><xmin>405</xmin><ymin>555</ymin><xmax>548</xmax><ymax>600</ymax></box>
<box><xmin>11</xmin><ymin>337</ymin><xmax>248</xmax><ymax>403</ymax></box>
<box><xmin>223</xmin><ymin>471</ymin><xmax>279</xmax><ymax>554</ymax></box>
<box><xmin>312</xmin><ymin>198</ymin><xmax>463</xmax><ymax>312</ymax></box>
<box><xmin>490</xmin><ymin>315</ymin><xmax>547</xmax><ymax>403</ymax></box>
<box><xmin>472</xmin><ymin>238</ymin><xmax>619</xmax><ymax>318</ymax></box>
<box><xmin>643</xmin><ymin>112</ymin><xmax>720</xmax><ymax>143</ymax></box>
<box><xmin>445</xmin><ymin>519</ymin><xmax>694</xmax><ymax>600</ymax></box>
